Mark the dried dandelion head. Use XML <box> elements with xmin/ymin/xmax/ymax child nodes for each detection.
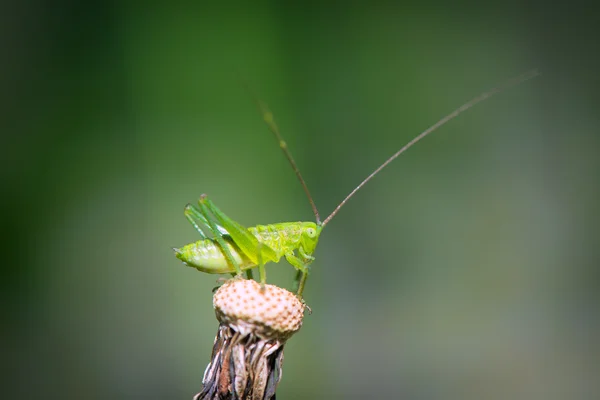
<box><xmin>195</xmin><ymin>279</ymin><xmax>307</xmax><ymax>400</ymax></box>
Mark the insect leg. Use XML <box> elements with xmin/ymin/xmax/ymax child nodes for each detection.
<box><xmin>296</xmin><ymin>247</ymin><xmax>315</xmax><ymax>295</ymax></box>
<box><xmin>256</xmin><ymin>240</ymin><xmax>267</xmax><ymax>287</ymax></box>
<box><xmin>184</xmin><ymin>204</ymin><xmax>207</xmax><ymax>239</ymax></box>
<box><xmin>185</xmin><ymin>203</ymin><xmax>229</xmax><ymax>238</ymax></box>
<box><xmin>292</xmin><ymin>270</ymin><xmax>302</xmax><ymax>293</ymax></box>
<box><xmin>284</xmin><ymin>252</ymin><xmax>310</xmax><ymax>297</ymax></box>
<box><xmin>196</xmin><ymin>196</ymin><xmax>243</xmax><ymax>276</ymax></box>
<box><xmin>200</xmin><ymin>195</ymin><xmax>279</xmax><ymax>265</ymax></box>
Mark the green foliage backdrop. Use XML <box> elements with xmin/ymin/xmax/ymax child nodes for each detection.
<box><xmin>3</xmin><ymin>2</ymin><xmax>599</xmax><ymax>399</ymax></box>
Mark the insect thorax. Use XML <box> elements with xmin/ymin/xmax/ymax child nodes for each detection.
<box><xmin>248</xmin><ymin>222</ymin><xmax>314</xmax><ymax>257</ymax></box>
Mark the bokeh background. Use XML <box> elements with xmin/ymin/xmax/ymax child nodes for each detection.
<box><xmin>3</xmin><ymin>1</ymin><xmax>599</xmax><ymax>399</ymax></box>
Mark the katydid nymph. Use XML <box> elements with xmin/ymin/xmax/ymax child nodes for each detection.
<box><xmin>174</xmin><ymin>70</ymin><xmax>539</xmax><ymax>297</ymax></box>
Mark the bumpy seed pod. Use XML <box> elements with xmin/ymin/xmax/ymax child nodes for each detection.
<box><xmin>195</xmin><ymin>279</ymin><xmax>307</xmax><ymax>400</ymax></box>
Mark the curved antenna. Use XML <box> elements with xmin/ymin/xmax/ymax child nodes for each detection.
<box><xmin>322</xmin><ymin>69</ymin><xmax>540</xmax><ymax>227</ymax></box>
<box><xmin>252</xmin><ymin>96</ymin><xmax>322</xmax><ymax>225</ymax></box>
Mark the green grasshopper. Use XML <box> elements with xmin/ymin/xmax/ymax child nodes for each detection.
<box><xmin>174</xmin><ymin>70</ymin><xmax>538</xmax><ymax>297</ymax></box>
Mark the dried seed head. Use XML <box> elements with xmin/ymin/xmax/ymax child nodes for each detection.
<box><xmin>213</xmin><ymin>279</ymin><xmax>306</xmax><ymax>340</ymax></box>
<box><xmin>197</xmin><ymin>280</ymin><xmax>308</xmax><ymax>400</ymax></box>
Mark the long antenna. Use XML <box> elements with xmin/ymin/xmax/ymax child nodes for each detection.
<box><xmin>321</xmin><ymin>69</ymin><xmax>540</xmax><ymax>227</ymax></box>
<box><xmin>253</xmin><ymin>97</ymin><xmax>322</xmax><ymax>225</ymax></box>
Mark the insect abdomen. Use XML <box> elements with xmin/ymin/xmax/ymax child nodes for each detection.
<box><xmin>175</xmin><ymin>238</ymin><xmax>253</xmax><ymax>274</ymax></box>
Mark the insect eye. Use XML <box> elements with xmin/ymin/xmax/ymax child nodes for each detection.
<box><xmin>306</xmin><ymin>228</ymin><xmax>316</xmax><ymax>237</ymax></box>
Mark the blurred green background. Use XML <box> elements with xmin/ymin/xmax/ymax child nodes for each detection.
<box><xmin>3</xmin><ymin>1</ymin><xmax>599</xmax><ymax>399</ymax></box>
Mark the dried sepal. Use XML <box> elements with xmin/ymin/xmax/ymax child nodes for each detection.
<box><xmin>195</xmin><ymin>279</ymin><xmax>306</xmax><ymax>400</ymax></box>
